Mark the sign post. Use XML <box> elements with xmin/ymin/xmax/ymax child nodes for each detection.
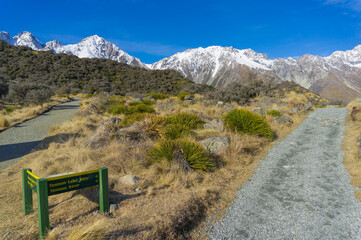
<box><xmin>22</xmin><ymin>168</ymin><xmax>34</xmax><ymax>215</ymax></box>
<box><xmin>22</xmin><ymin>167</ymin><xmax>109</xmax><ymax>239</ymax></box>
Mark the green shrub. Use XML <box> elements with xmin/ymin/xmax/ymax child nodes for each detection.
<box><xmin>148</xmin><ymin>140</ymin><xmax>175</xmax><ymax>162</ymax></box>
<box><xmin>148</xmin><ymin>139</ymin><xmax>214</xmax><ymax>172</ymax></box>
<box><xmin>106</xmin><ymin>105</ymin><xmax>128</xmax><ymax>115</ymax></box>
<box><xmin>5</xmin><ymin>106</ymin><xmax>15</xmax><ymax>113</ymax></box>
<box><xmin>127</xmin><ymin>104</ymin><xmax>155</xmax><ymax>115</ymax></box>
<box><xmin>224</xmin><ymin>109</ymin><xmax>274</xmax><ymax>139</ymax></box>
<box><xmin>165</xmin><ymin>113</ymin><xmax>204</xmax><ymax>130</ymax></box>
<box><xmin>121</xmin><ymin>112</ymin><xmax>153</xmax><ymax>126</ymax></box>
<box><xmin>165</xmin><ymin>124</ymin><xmax>190</xmax><ymax>139</ymax></box>
<box><xmin>267</xmin><ymin>109</ymin><xmax>282</xmax><ymax>117</ymax></box>
<box><xmin>142</xmin><ymin>99</ymin><xmax>155</xmax><ymax>106</ymax></box>
<box><xmin>145</xmin><ymin>93</ymin><xmax>170</xmax><ymax>100</ymax></box>
<box><xmin>177</xmin><ymin>139</ymin><xmax>214</xmax><ymax>172</ymax></box>
<box><xmin>177</xmin><ymin>92</ymin><xmax>193</xmax><ymax>100</ymax></box>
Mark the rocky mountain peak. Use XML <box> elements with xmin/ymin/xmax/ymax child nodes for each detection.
<box><xmin>11</xmin><ymin>31</ymin><xmax>45</xmax><ymax>50</ymax></box>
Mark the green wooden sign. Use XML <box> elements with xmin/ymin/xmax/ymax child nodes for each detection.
<box><xmin>47</xmin><ymin>169</ymin><xmax>99</xmax><ymax>196</ymax></box>
<box><xmin>22</xmin><ymin>168</ymin><xmax>109</xmax><ymax>239</ymax></box>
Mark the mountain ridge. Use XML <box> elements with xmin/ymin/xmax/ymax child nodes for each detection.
<box><xmin>2</xmin><ymin>30</ymin><xmax>361</xmax><ymax>103</ymax></box>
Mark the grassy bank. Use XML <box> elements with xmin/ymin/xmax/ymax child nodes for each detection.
<box><xmin>342</xmin><ymin>100</ymin><xmax>361</xmax><ymax>200</ymax></box>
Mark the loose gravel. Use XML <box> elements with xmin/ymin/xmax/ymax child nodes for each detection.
<box><xmin>207</xmin><ymin>108</ymin><xmax>361</xmax><ymax>239</ymax></box>
<box><xmin>0</xmin><ymin>100</ymin><xmax>80</xmax><ymax>172</ymax></box>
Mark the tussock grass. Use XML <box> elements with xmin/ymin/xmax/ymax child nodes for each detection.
<box><xmin>145</xmin><ymin>93</ymin><xmax>170</xmax><ymax>100</ymax></box>
<box><xmin>0</xmin><ymin>117</ymin><xmax>10</xmax><ymax>128</ymax></box>
<box><xmin>224</xmin><ymin>109</ymin><xmax>274</xmax><ymax>139</ymax></box>
<box><xmin>165</xmin><ymin>113</ymin><xmax>204</xmax><ymax>129</ymax></box>
<box><xmin>148</xmin><ymin>139</ymin><xmax>214</xmax><ymax>172</ymax></box>
<box><xmin>267</xmin><ymin>109</ymin><xmax>282</xmax><ymax>117</ymax></box>
<box><xmin>178</xmin><ymin>92</ymin><xmax>193</xmax><ymax>100</ymax></box>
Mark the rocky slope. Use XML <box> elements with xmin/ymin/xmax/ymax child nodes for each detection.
<box><xmin>0</xmin><ymin>31</ymin><xmax>145</xmax><ymax>67</ymax></box>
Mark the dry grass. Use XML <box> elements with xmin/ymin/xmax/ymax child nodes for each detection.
<box><xmin>0</xmin><ymin>95</ymin><xmax>70</xmax><ymax>132</ymax></box>
<box><xmin>342</xmin><ymin>100</ymin><xmax>361</xmax><ymax>200</ymax></box>
<box><xmin>0</xmin><ymin>93</ymin><xmax>309</xmax><ymax>239</ymax></box>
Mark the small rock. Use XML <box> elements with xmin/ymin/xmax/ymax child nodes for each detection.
<box><xmin>203</xmin><ymin>119</ymin><xmax>225</xmax><ymax>132</ymax></box>
<box><xmin>110</xmin><ymin>204</ymin><xmax>119</xmax><ymax>213</ymax></box>
<box><xmin>223</xmin><ymin>103</ymin><xmax>235</xmax><ymax>111</ymax></box>
<box><xmin>357</xmin><ymin>99</ymin><xmax>361</xmax><ymax>103</ymax></box>
<box><xmin>292</xmin><ymin>106</ymin><xmax>302</xmax><ymax>114</ymax></box>
<box><xmin>119</xmin><ymin>174</ymin><xmax>139</xmax><ymax>186</ymax></box>
<box><xmin>216</xmin><ymin>101</ymin><xmax>224</xmax><ymax>107</ymax></box>
<box><xmin>183</xmin><ymin>100</ymin><xmax>194</xmax><ymax>105</ymax></box>
<box><xmin>304</xmin><ymin>102</ymin><xmax>313</xmax><ymax>111</ymax></box>
<box><xmin>143</xmin><ymin>95</ymin><xmax>155</xmax><ymax>101</ymax></box>
<box><xmin>274</xmin><ymin>116</ymin><xmax>293</xmax><ymax>124</ymax></box>
<box><xmin>252</xmin><ymin>107</ymin><xmax>266</xmax><ymax>117</ymax></box>
<box><xmin>84</xmin><ymin>118</ymin><xmax>121</xmax><ymax>149</ymax></box>
<box><xmin>199</xmin><ymin>136</ymin><xmax>230</xmax><ymax>154</ymax></box>
<box><xmin>184</xmin><ymin>95</ymin><xmax>194</xmax><ymax>100</ymax></box>
<box><xmin>158</xmin><ymin>104</ymin><xmax>175</xmax><ymax>111</ymax></box>
<box><xmin>132</xmin><ymin>98</ymin><xmax>142</xmax><ymax>102</ymax></box>
<box><xmin>3</xmin><ymin>232</ymin><xmax>10</xmax><ymax>238</ymax></box>
<box><xmin>135</xmin><ymin>187</ymin><xmax>141</xmax><ymax>192</ymax></box>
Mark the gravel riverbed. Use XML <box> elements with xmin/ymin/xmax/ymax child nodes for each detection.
<box><xmin>0</xmin><ymin>100</ymin><xmax>80</xmax><ymax>172</ymax></box>
<box><xmin>207</xmin><ymin>108</ymin><xmax>361</xmax><ymax>239</ymax></box>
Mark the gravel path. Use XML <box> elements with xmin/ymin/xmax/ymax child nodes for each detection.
<box><xmin>207</xmin><ymin>108</ymin><xmax>361</xmax><ymax>239</ymax></box>
<box><xmin>0</xmin><ymin>100</ymin><xmax>80</xmax><ymax>172</ymax></box>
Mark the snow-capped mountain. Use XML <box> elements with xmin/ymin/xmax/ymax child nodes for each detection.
<box><xmin>151</xmin><ymin>46</ymin><xmax>277</xmax><ymax>87</ymax></box>
<box><xmin>10</xmin><ymin>31</ymin><xmax>45</xmax><ymax>50</ymax></box>
<box><xmin>151</xmin><ymin>45</ymin><xmax>361</xmax><ymax>102</ymax></box>
<box><xmin>0</xmin><ymin>31</ymin><xmax>145</xmax><ymax>68</ymax></box>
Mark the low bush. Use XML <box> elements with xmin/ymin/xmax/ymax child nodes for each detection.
<box><xmin>5</xmin><ymin>106</ymin><xmax>15</xmax><ymax>113</ymax></box>
<box><xmin>145</xmin><ymin>93</ymin><xmax>170</xmax><ymax>100</ymax></box>
<box><xmin>148</xmin><ymin>139</ymin><xmax>214</xmax><ymax>172</ymax></box>
<box><xmin>177</xmin><ymin>92</ymin><xmax>193</xmax><ymax>100</ymax></box>
<box><xmin>267</xmin><ymin>109</ymin><xmax>282</xmax><ymax>117</ymax></box>
<box><xmin>164</xmin><ymin>124</ymin><xmax>191</xmax><ymax>140</ymax></box>
<box><xmin>165</xmin><ymin>113</ymin><xmax>204</xmax><ymax>130</ymax></box>
<box><xmin>106</xmin><ymin>105</ymin><xmax>128</xmax><ymax>115</ymax></box>
<box><xmin>127</xmin><ymin>104</ymin><xmax>155</xmax><ymax>115</ymax></box>
<box><xmin>129</xmin><ymin>100</ymin><xmax>154</xmax><ymax>106</ymax></box>
<box><xmin>224</xmin><ymin>109</ymin><xmax>274</xmax><ymax>139</ymax></box>
<box><xmin>121</xmin><ymin>112</ymin><xmax>153</xmax><ymax>126</ymax></box>
<box><xmin>143</xmin><ymin>115</ymin><xmax>166</xmax><ymax>139</ymax></box>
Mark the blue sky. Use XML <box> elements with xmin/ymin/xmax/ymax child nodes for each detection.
<box><xmin>1</xmin><ymin>0</ymin><xmax>361</xmax><ymax>63</ymax></box>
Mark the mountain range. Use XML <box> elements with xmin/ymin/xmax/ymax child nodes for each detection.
<box><xmin>1</xmin><ymin>31</ymin><xmax>361</xmax><ymax>103</ymax></box>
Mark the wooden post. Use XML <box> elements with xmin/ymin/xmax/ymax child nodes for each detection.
<box><xmin>36</xmin><ymin>178</ymin><xmax>49</xmax><ymax>239</ymax></box>
<box><xmin>22</xmin><ymin>168</ymin><xmax>33</xmax><ymax>215</ymax></box>
<box><xmin>99</xmin><ymin>168</ymin><xmax>109</xmax><ymax>212</ymax></box>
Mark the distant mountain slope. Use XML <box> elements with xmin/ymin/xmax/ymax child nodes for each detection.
<box><xmin>0</xmin><ymin>31</ymin><xmax>146</xmax><ymax>68</ymax></box>
<box><xmin>152</xmin><ymin>45</ymin><xmax>361</xmax><ymax>103</ymax></box>
<box><xmin>0</xmin><ymin>41</ymin><xmax>211</xmax><ymax>97</ymax></box>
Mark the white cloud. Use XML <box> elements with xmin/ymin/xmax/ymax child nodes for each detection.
<box><xmin>323</xmin><ymin>0</ymin><xmax>361</xmax><ymax>12</ymax></box>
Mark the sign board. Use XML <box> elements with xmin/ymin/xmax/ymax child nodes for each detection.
<box><xmin>47</xmin><ymin>170</ymin><xmax>99</xmax><ymax>196</ymax></box>
<box><xmin>22</xmin><ymin>168</ymin><xmax>109</xmax><ymax>239</ymax></box>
